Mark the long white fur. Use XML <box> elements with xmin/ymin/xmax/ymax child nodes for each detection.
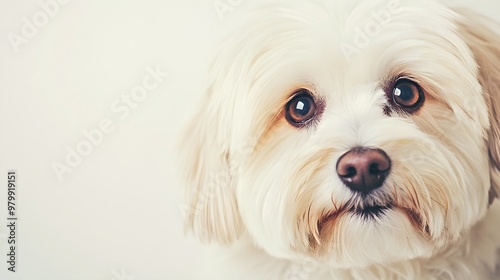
<box><xmin>181</xmin><ymin>0</ymin><xmax>500</xmax><ymax>279</ymax></box>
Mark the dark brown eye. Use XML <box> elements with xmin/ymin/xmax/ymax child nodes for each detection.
<box><xmin>285</xmin><ymin>90</ymin><xmax>316</xmax><ymax>126</ymax></box>
<box><xmin>392</xmin><ymin>79</ymin><xmax>424</xmax><ymax>109</ymax></box>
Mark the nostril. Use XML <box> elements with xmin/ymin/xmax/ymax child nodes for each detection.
<box><xmin>369</xmin><ymin>163</ymin><xmax>381</xmax><ymax>174</ymax></box>
<box><xmin>339</xmin><ymin>166</ymin><xmax>357</xmax><ymax>178</ymax></box>
<box><xmin>369</xmin><ymin>162</ymin><xmax>388</xmax><ymax>174</ymax></box>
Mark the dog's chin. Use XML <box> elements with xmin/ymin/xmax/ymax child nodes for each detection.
<box><xmin>312</xmin><ymin>203</ymin><xmax>432</xmax><ymax>268</ymax></box>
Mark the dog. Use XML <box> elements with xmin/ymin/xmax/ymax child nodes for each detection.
<box><xmin>181</xmin><ymin>0</ymin><xmax>500</xmax><ymax>279</ymax></box>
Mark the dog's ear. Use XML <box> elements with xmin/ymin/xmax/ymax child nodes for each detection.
<box><xmin>180</xmin><ymin>86</ymin><xmax>243</xmax><ymax>244</ymax></box>
<box><xmin>456</xmin><ymin>9</ymin><xmax>500</xmax><ymax>204</ymax></box>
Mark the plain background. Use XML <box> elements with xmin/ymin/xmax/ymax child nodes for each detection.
<box><xmin>0</xmin><ymin>0</ymin><xmax>499</xmax><ymax>279</ymax></box>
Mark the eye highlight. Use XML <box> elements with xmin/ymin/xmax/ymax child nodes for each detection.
<box><xmin>285</xmin><ymin>89</ymin><xmax>317</xmax><ymax>127</ymax></box>
<box><xmin>391</xmin><ymin>79</ymin><xmax>424</xmax><ymax>110</ymax></box>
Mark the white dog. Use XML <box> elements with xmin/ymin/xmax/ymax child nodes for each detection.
<box><xmin>181</xmin><ymin>0</ymin><xmax>500</xmax><ymax>279</ymax></box>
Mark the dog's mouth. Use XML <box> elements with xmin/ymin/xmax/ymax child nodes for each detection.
<box><xmin>347</xmin><ymin>203</ymin><xmax>393</xmax><ymax>219</ymax></box>
<box><xmin>313</xmin><ymin>197</ymin><xmax>430</xmax><ymax>253</ymax></box>
<box><xmin>312</xmin><ymin>201</ymin><xmax>429</xmax><ymax>254</ymax></box>
<box><xmin>318</xmin><ymin>201</ymin><xmax>394</xmax><ymax>229</ymax></box>
<box><xmin>318</xmin><ymin>200</ymin><xmax>424</xmax><ymax>229</ymax></box>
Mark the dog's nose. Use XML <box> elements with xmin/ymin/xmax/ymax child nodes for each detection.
<box><xmin>336</xmin><ymin>147</ymin><xmax>391</xmax><ymax>193</ymax></box>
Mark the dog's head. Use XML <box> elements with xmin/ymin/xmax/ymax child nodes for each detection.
<box><xmin>181</xmin><ymin>0</ymin><xmax>500</xmax><ymax>268</ymax></box>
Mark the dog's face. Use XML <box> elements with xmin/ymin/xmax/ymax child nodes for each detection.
<box><xmin>182</xmin><ymin>0</ymin><xmax>500</xmax><ymax>268</ymax></box>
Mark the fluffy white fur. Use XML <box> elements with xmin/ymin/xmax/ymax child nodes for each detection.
<box><xmin>181</xmin><ymin>0</ymin><xmax>500</xmax><ymax>279</ymax></box>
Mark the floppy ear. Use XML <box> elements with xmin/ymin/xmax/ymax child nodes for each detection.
<box><xmin>180</xmin><ymin>87</ymin><xmax>244</xmax><ymax>244</ymax></box>
<box><xmin>456</xmin><ymin>9</ymin><xmax>500</xmax><ymax>204</ymax></box>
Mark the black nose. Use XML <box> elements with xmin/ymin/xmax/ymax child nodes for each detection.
<box><xmin>336</xmin><ymin>147</ymin><xmax>391</xmax><ymax>193</ymax></box>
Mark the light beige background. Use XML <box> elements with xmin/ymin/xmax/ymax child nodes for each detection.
<box><xmin>0</xmin><ymin>0</ymin><xmax>499</xmax><ymax>279</ymax></box>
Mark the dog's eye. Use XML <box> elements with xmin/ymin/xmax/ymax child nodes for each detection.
<box><xmin>392</xmin><ymin>79</ymin><xmax>424</xmax><ymax>109</ymax></box>
<box><xmin>285</xmin><ymin>90</ymin><xmax>316</xmax><ymax>126</ymax></box>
